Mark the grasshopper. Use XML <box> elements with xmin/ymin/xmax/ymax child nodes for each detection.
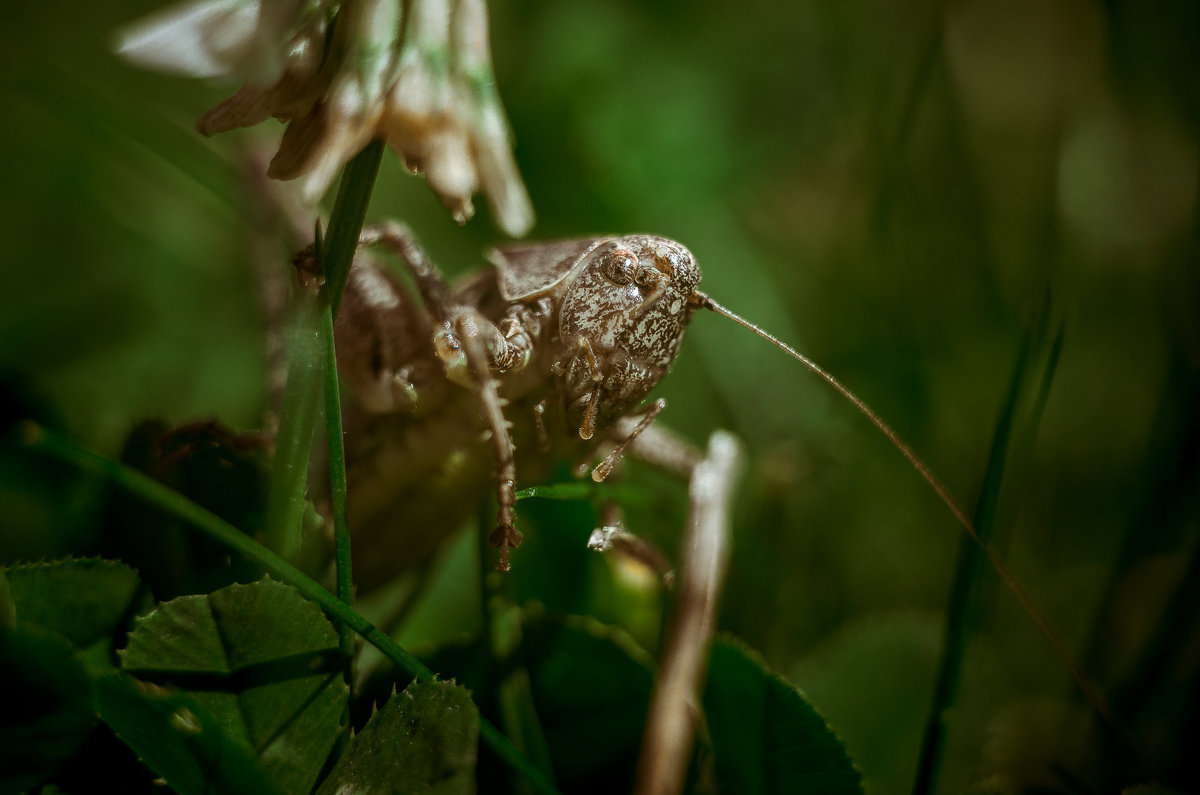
<box><xmin>322</xmin><ymin>222</ymin><xmax>708</xmax><ymax>587</ymax></box>
<box><xmin>308</xmin><ymin>221</ymin><xmax>1118</xmax><ymax>784</ymax></box>
<box><xmin>320</xmin><ymin>222</ymin><xmax>1020</xmax><ymax>604</ymax></box>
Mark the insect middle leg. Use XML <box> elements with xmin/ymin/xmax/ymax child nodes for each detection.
<box><xmin>358</xmin><ymin>222</ymin><xmax>455</xmax><ymax>316</ymax></box>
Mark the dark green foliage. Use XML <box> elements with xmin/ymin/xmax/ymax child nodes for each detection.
<box><xmin>119</xmin><ymin>578</ymin><xmax>349</xmax><ymax>793</ymax></box>
<box><xmin>792</xmin><ymin>613</ymin><xmax>941</xmax><ymax>794</ymax></box>
<box><xmin>913</xmin><ymin>313</ymin><xmax>1063</xmax><ymax>795</ymax></box>
<box><xmin>317</xmin><ymin>680</ymin><xmax>478</xmax><ymax>795</ymax></box>
<box><xmin>3</xmin><ymin>0</ymin><xmax>1199</xmax><ymax>792</ymax></box>
<box><xmin>520</xmin><ymin>612</ymin><xmax>657</xmax><ymax>789</ymax></box>
<box><xmin>0</xmin><ymin>627</ymin><xmax>95</xmax><ymax>793</ymax></box>
<box><xmin>704</xmin><ymin>637</ymin><xmax>863</xmax><ymax>795</ymax></box>
<box><xmin>93</xmin><ymin>672</ymin><xmax>282</xmax><ymax>795</ymax></box>
<box><xmin>3</xmin><ymin>557</ymin><xmax>140</xmax><ymax>647</ymax></box>
<box><xmin>105</xmin><ymin>419</ymin><xmax>270</xmax><ymax>599</ymax></box>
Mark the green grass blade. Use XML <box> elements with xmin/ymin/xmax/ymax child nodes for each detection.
<box><xmin>910</xmin><ymin>321</ymin><xmax>1042</xmax><ymax>795</ymax></box>
<box><xmin>262</xmin><ymin>141</ymin><xmax>382</xmax><ymax>560</ymax></box>
<box><xmin>263</xmin><ymin>293</ymin><xmax>324</xmax><ymax>558</ymax></box>
<box><xmin>514</xmin><ymin>482</ymin><xmax>598</xmax><ymax>501</ymax></box>
<box><xmin>319</xmin><ymin>300</ymin><xmax>354</xmax><ymax>664</ymax></box>
<box><xmin>323</xmin><ymin>141</ymin><xmax>384</xmax><ymax>318</ymax></box>
<box><xmin>313</xmin><ymin>142</ymin><xmax>385</xmax><ymax>674</ymax></box>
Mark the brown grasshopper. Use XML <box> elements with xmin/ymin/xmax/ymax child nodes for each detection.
<box><xmin>324</xmin><ymin>222</ymin><xmax>709</xmax><ymax>587</ymax></box>
<box><xmin>314</xmin><ymin>221</ymin><xmax>1110</xmax><ymax>750</ymax></box>
<box><xmin>321</xmin><ymin>222</ymin><xmax>976</xmax><ymax>590</ymax></box>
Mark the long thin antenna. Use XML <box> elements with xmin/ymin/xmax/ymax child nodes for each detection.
<box><xmin>691</xmin><ymin>290</ymin><xmax>1118</xmax><ymax>732</ymax></box>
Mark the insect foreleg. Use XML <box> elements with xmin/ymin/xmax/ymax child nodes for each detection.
<box><xmin>355</xmin><ymin>222</ymin><xmax>531</xmax><ymax>570</ymax></box>
<box><xmin>359</xmin><ymin>221</ymin><xmax>534</xmax><ymax>383</ymax></box>
<box><xmin>454</xmin><ymin>309</ymin><xmax>522</xmax><ymax>570</ymax></box>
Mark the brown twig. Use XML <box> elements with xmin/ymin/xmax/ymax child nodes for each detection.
<box><xmin>634</xmin><ymin>431</ymin><xmax>741</xmax><ymax>795</ymax></box>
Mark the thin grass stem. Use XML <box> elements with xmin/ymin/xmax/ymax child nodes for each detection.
<box><xmin>314</xmin><ymin>142</ymin><xmax>384</xmax><ymax>676</ymax></box>
<box><xmin>910</xmin><ymin>327</ymin><xmax>1034</xmax><ymax>795</ymax></box>
<box><xmin>319</xmin><ymin>302</ymin><xmax>355</xmax><ymax>670</ymax></box>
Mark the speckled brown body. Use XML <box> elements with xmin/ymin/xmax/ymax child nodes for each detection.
<box><xmin>330</xmin><ymin>228</ymin><xmax>701</xmax><ymax>586</ymax></box>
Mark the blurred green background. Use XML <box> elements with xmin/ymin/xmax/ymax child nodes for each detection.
<box><xmin>2</xmin><ymin>0</ymin><xmax>1198</xmax><ymax>793</ymax></box>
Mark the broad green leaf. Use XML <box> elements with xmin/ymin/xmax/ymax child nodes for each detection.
<box><xmin>704</xmin><ymin>636</ymin><xmax>863</xmax><ymax>795</ymax></box>
<box><xmin>3</xmin><ymin>557</ymin><xmax>140</xmax><ymax>647</ymax></box>
<box><xmin>316</xmin><ymin>680</ymin><xmax>479</xmax><ymax>795</ymax></box>
<box><xmin>93</xmin><ymin>672</ymin><xmax>279</xmax><ymax>795</ymax></box>
<box><xmin>793</xmin><ymin>613</ymin><xmax>940</xmax><ymax>794</ymax></box>
<box><xmin>0</xmin><ymin>626</ymin><xmax>95</xmax><ymax>793</ymax></box>
<box><xmin>520</xmin><ymin>611</ymin><xmax>655</xmax><ymax>791</ymax></box>
<box><xmin>120</xmin><ymin>577</ymin><xmax>348</xmax><ymax>794</ymax></box>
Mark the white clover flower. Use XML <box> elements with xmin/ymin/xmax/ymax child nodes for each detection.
<box><xmin>116</xmin><ymin>0</ymin><xmax>312</xmax><ymax>84</ymax></box>
<box><xmin>117</xmin><ymin>0</ymin><xmax>534</xmax><ymax>237</ymax></box>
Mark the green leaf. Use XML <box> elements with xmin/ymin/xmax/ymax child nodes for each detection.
<box><xmin>704</xmin><ymin>636</ymin><xmax>863</xmax><ymax>795</ymax></box>
<box><xmin>93</xmin><ymin>672</ymin><xmax>280</xmax><ymax>795</ymax></box>
<box><xmin>3</xmin><ymin>557</ymin><xmax>140</xmax><ymax>647</ymax></box>
<box><xmin>514</xmin><ymin>482</ymin><xmax>597</xmax><ymax>501</ymax></box>
<box><xmin>0</xmin><ymin>626</ymin><xmax>95</xmax><ymax>793</ymax></box>
<box><xmin>119</xmin><ymin>577</ymin><xmax>348</xmax><ymax>794</ymax></box>
<box><xmin>793</xmin><ymin>613</ymin><xmax>940</xmax><ymax>794</ymax></box>
<box><xmin>520</xmin><ymin>611</ymin><xmax>655</xmax><ymax>791</ymax></box>
<box><xmin>317</xmin><ymin>679</ymin><xmax>478</xmax><ymax>795</ymax></box>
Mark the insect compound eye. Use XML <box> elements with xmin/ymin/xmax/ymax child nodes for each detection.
<box><xmin>599</xmin><ymin>248</ymin><xmax>637</xmax><ymax>286</ymax></box>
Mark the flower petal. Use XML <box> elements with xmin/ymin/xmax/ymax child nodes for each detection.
<box><xmin>268</xmin><ymin>104</ymin><xmax>327</xmax><ymax>180</ymax></box>
<box><xmin>424</xmin><ymin>124</ymin><xmax>479</xmax><ymax>223</ymax></box>
<box><xmin>115</xmin><ymin>0</ymin><xmax>261</xmax><ymax>78</ymax></box>
<box><xmin>471</xmin><ymin>97</ymin><xmax>534</xmax><ymax>237</ymax></box>
<box><xmin>452</xmin><ymin>0</ymin><xmax>534</xmax><ymax>236</ymax></box>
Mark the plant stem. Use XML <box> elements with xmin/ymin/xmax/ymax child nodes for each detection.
<box><xmin>635</xmin><ymin>431</ymin><xmax>740</xmax><ymax>795</ymax></box>
<box><xmin>18</xmin><ymin>421</ymin><xmax>562</xmax><ymax>795</ymax></box>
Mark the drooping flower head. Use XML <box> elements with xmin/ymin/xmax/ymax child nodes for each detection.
<box><xmin>118</xmin><ymin>0</ymin><xmax>534</xmax><ymax>237</ymax></box>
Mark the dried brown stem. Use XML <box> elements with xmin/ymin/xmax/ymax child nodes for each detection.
<box><xmin>634</xmin><ymin>431</ymin><xmax>741</xmax><ymax>795</ymax></box>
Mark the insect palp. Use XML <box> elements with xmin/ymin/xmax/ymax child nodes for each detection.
<box><xmin>592</xmin><ymin>398</ymin><xmax>667</xmax><ymax>483</ymax></box>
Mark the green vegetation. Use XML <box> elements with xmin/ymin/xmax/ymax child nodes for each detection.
<box><xmin>2</xmin><ymin>1</ymin><xmax>1197</xmax><ymax>793</ymax></box>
